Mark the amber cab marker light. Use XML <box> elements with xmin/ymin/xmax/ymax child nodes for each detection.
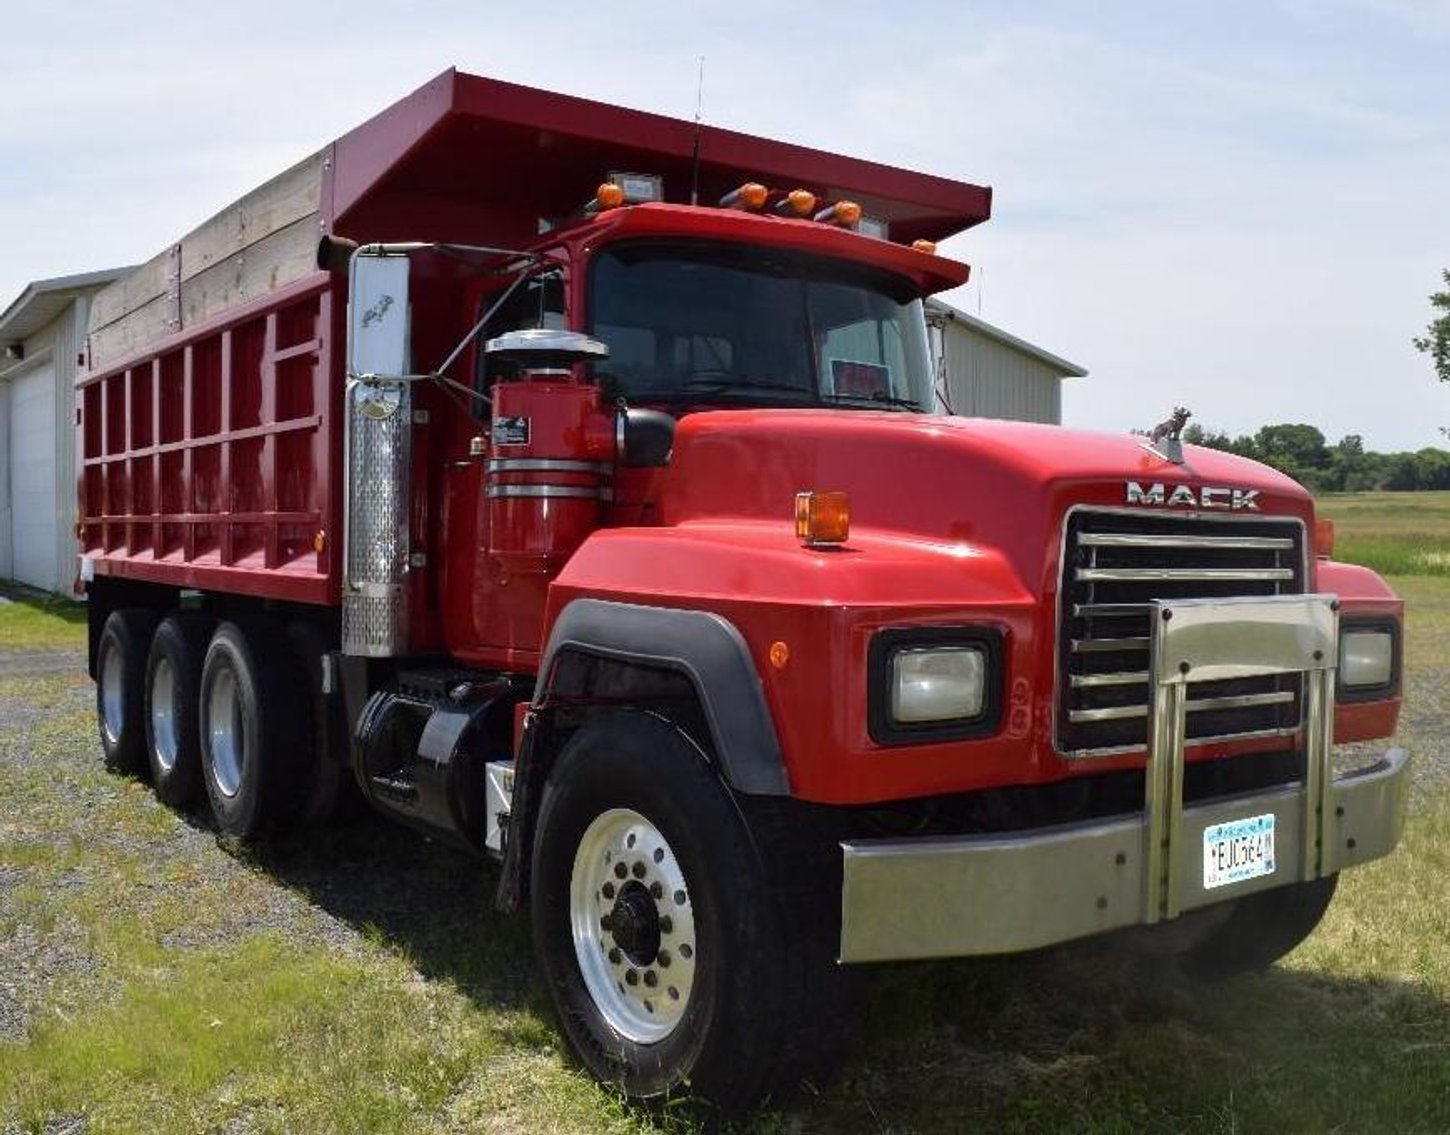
<box><xmin>1315</xmin><ymin>518</ymin><xmax>1335</xmax><ymax>559</ymax></box>
<box><xmin>595</xmin><ymin>182</ymin><xmax>626</xmax><ymax>210</ymax></box>
<box><xmin>769</xmin><ymin>641</ymin><xmax>791</xmax><ymax>669</ymax></box>
<box><xmin>795</xmin><ymin>490</ymin><xmax>850</xmax><ymax>546</ymax></box>
<box><xmin>911</xmin><ymin>239</ymin><xmax>938</xmax><ymax>255</ymax></box>
<box><xmin>778</xmin><ymin>188</ymin><xmax>817</xmax><ymax>216</ymax></box>
<box><xmin>814</xmin><ymin>200</ymin><xmax>862</xmax><ymax>227</ymax></box>
<box><xmin>721</xmin><ymin>182</ymin><xmax>769</xmax><ymax>210</ymax></box>
<box><xmin>313</xmin><ymin>529</ymin><xmax>328</xmax><ymax>554</ymax></box>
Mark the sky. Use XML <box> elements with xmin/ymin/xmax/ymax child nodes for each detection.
<box><xmin>2</xmin><ymin>0</ymin><xmax>1447</xmax><ymax>450</ymax></box>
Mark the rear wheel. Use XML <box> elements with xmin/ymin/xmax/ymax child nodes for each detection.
<box><xmin>1183</xmin><ymin>875</ymin><xmax>1339</xmax><ymax>979</ymax></box>
<box><xmin>199</xmin><ymin>620</ymin><xmax>298</xmax><ymax>838</ymax></box>
<box><xmin>530</xmin><ymin>711</ymin><xmax>857</xmax><ymax>1107</ymax></box>
<box><xmin>144</xmin><ymin>614</ymin><xmax>212</xmax><ymax>808</ymax></box>
<box><xmin>95</xmin><ymin>609</ymin><xmax>159</xmax><ymax>774</ymax></box>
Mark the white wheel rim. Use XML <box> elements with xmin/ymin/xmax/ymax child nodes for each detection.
<box><xmin>100</xmin><ymin>641</ymin><xmax>125</xmax><ymax>745</ymax></box>
<box><xmin>570</xmin><ymin>808</ymin><xmax>697</xmax><ymax>1044</ymax></box>
<box><xmin>149</xmin><ymin>656</ymin><xmax>179</xmax><ymax>772</ymax></box>
<box><xmin>206</xmin><ymin>667</ymin><xmax>245</xmax><ymax>798</ymax></box>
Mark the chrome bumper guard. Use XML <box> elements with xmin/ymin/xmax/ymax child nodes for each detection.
<box><xmin>839</xmin><ymin>595</ymin><xmax>1410</xmax><ymax>964</ymax></box>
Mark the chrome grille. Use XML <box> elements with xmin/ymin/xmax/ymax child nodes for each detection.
<box><xmin>1058</xmin><ymin>509</ymin><xmax>1307</xmax><ymax>755</ymax></box>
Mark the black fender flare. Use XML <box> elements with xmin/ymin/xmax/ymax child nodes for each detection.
<box><xmin>535</xmin><ymin>598</ymin><xmax>790</xmax><ymax>796</ymax></box>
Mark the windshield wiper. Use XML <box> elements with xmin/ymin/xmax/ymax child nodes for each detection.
<box><xmin>824</xmin><ymin>391</ymin><xmax>923</xmax><ymax>412</ymax></box>
<box><xmin>680</xmin><ymin>375</ymin><xmax>816</xmax><ymax>397</ymax></box>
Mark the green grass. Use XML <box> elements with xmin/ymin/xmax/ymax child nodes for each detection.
<box><xmin>0</xmin><ymin>583</ymin><xmax>87</xmax><ymax>651</ymax></box>
<box><xmin>1319</xmin><ymin>490</ymin><xmax>1450</xmax><ymax>577</ymax></box>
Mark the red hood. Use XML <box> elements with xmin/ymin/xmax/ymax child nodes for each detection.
<box><xmin>661</xmin><ymin>410</ymin><xmax>1314</xmax><ymax>585</ymax></box>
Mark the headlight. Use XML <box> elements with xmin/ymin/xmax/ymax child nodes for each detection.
<box><xmin>892</xmin><ymin>648</ymin><xmax>985</xmax><ymax>723</ymax></box>
<box><xmin>1338</xmin><ymin>622</ymin><xmax>1397</xmax><ymax>698</ymax></box>
<box><xmin>868</xmin><ymin>628</ymin><xmax>1003</xmax><ymax>744</ymax></box>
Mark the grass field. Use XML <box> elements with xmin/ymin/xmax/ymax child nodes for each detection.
<box><xmin>1319</xmin><ymin>490</ymin><xmax>1450</xmax><ymax>577</ymax></box>
<box><xmin>1</xmin><ymin>496</ymin><xmax>1447</xmax><ymax>1133</ymax></box>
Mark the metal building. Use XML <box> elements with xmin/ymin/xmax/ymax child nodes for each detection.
<box><xmin>926</xmin><ymin>299</ymin><xmax>1086</xmax><ymax>424</ymax></box>
<box><xmin>1</xmin><ymin>269</ymin><xmax>130</xmax><ymax>594</ymax></box>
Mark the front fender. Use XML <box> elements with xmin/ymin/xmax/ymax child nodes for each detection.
<box><xmin>541</xmin><ymin>523</ymin><xmax>1042</xmax><ymax>805</ymax></box>
<box><xmin>1315</xmin><ymin>558</ymin><xmax>1403</xmax><ymax>742</ymax></box>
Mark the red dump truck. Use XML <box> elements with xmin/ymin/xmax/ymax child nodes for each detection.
<box><xmin>77</xmin><ymin>69</ymin><xmax>1408</xmax><ymax>1105</ymax></box>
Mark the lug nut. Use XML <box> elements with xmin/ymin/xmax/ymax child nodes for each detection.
<box><xmin>659</xmin><ymin>916</ymin><xmax>673</xmax><ymax>934</ymax></box>
<box><xmin>632</xmin><ymin>861</ymin><xmax>647</xmax><ymax>879</ymax></box>
<box><xmin>653</xmin><ymin>847</ymin><xmax>664</xmax><ymax>864</ymax></box>
<box><xmin>657</xmin><ymin>949</ymin><xmax>671</xmax><ymax>967</ymax></box>
<box><xmin>608</xmin><ymin>948</ymin><xmax>622</xmax><ymax>964</ymax></box>
<box><xmin>644</xmin><ymin>970</ymin><xmax>658</xmax><ymax>987</ymax></box>
<box><xmin>614</xmin><ymin>862</ymin><xmax>627</xmax><ymax>880</ymax></box>
<box><xmin>679</xmin><ymin>943</ymin><xmax>693</xmax><ymax>959</ymax></box>
<box><xmin>650</xmin><ymin>882</ymin><xmax>663</xmax><ymax>900</ymax></box>
<box><xmin>673</xmin><ymin>889</ymin><xmax>687</xmax><ymax>906</ymax></box>
<box><xmin>625</xmin><ymin>970</ymin><xmax>639</xmax><ymax>987</ymax></box>
<box><xmin>668</xmin><ymin>987</ymin><xmax>680</xmax><ymax>1001</ymax></box>
<box><xmin>602</xmin><ymin>882</ymin><xmax>615</xmax><ymax>899</ymax></box>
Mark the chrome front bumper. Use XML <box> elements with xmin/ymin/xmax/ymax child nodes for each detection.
<box><xmin>839</xmin><ymin>595</ymin><xmax>1410</xmax><ymax>964</ymax></box>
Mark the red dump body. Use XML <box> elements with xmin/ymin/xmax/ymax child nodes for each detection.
<box><xmin>76</xmin><ymin>69</ymin><xmax>990</xmax><ymax>604</ymax></box>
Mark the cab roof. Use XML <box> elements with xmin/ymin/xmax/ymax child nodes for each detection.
<box><xmin>330</xmin><ymin>69</ymin><xmax>992</xmax><ymax>245</ymax></box>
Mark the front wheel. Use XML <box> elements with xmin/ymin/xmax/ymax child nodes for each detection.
<box><xmin>530</xmin><ymin>712</ymin><xmax>857</xmax><ymax>1107</ymax></box>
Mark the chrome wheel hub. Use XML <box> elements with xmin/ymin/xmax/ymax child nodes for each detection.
<box><xmin>206</xmin><ymin>668</ymin><xmax>245</xmax><ymax>798</ymax></box>
<box><xmin>149</xmin><ymin>656</ymin><xmax>179</xmax><ymax>772</ymax></box>
<box><xmin>570</xmin><ymin>808</ymin><xmax>697</xmax><ymax>1043</ymax></box>
<box><xmin>99</xmin><ymin>642</ymin><xmax>125</xmax><ymax>745</ymax></box>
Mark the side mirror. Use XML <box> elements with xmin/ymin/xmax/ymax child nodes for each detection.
<box><xmin>348</xmin><ymin>252</ymin><xmax>411</xmax><ymax>382</ymax></box>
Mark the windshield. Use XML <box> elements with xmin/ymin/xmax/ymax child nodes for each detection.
<box><xmin>588</xmin><ymin>241</ymin><xmax>934</xmax><ymax>411</ymax></box>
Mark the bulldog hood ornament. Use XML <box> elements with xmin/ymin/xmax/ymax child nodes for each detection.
<box><xmin>1138</xmin><ymin>406</ymin><xmax>1191</xmax><ymax>464</ymax></box>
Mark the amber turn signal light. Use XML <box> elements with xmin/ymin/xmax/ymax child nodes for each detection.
<box><xmin>1314</xmin><ymin>518</ymin><xmax>1335</xmax><ymax>558</ymax></box>
<box><xmin>795</xmin><ymin>490</ymin><xmax>850</xmax><ymax>546</ymax></box>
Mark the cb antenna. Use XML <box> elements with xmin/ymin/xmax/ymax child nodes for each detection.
<box><xmin>690</xmin><ymin>56</ymin><xmax>705</xmax><ymax>206</ymax></box>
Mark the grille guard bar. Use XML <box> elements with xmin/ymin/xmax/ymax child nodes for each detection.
<box><xmin>1142</xmin><ymin>593</ymin><xmax>1337</xmax><ymax>922</ymax></box>
<box><xmin>838</xmin><ymin>595</ymin><xmax>1411</xmax><ymax>963</ymax></box>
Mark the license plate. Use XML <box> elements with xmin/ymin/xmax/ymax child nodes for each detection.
<box><xmin>1203</xmin><ymin>813</ymin><xmax>1276</xmax><ymax>889</ymax></box>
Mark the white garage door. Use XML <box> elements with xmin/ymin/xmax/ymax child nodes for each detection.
<box><xmin>9</xmin><ymin>362</ymin><xmax>59</xmax><ymax>591</ymax></box>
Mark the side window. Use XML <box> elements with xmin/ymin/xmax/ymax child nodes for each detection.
<box><xmin>476</xmin><ymin>271</ymin><xmax>566</xmax><ymax>390</ymax></box>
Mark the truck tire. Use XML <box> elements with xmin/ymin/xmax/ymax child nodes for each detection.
<box><xmin>1183</xmin><ymin>874</ymin><xmax>1339</xmax><ymax>979</ymax></box>
<box><xmin>529</xmin><ymin>711</ymin><xmax>858</xmax><ymax>1107</ymax></box>
<box><xmin>198</xmin><ymin>620</ymin><xmax>299</xmax><ymax>838</ymax></box>
<box><xmin>143</xmin><ymin>614</ymin><xmax>213</xmax><ymax>808</ymax></box>
<box><xmin>95</xmin><ymin>609</ymin><xmax>159</xmax><ymax>774</ymax></box>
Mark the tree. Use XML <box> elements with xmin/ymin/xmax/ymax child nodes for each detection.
<box><xmin>1412</xmin><ymin>269</ymin><xmax>1450</xmax><ymax>386</ymax></box>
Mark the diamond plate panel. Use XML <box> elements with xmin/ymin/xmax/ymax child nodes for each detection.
<box><xmin>343</xmin><ymin>379</ymin><xmax>411</xmax><ymax>656</ymax></box>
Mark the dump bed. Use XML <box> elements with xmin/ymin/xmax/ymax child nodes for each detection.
<box><xmin>77</xmin><ymin>68</ymin><xmax>992</xmax><ymax>603</ymax></box>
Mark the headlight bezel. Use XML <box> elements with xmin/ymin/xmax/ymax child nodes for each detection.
<box><xmin>1336</xmin><ymin>617</ymin><xmax>1400</xmax><ymax>703</ymax></box>
<box><xmin>868</xmin><ymin>626</ymin><xmax>1004</xmax><ymax>745</ymax></box>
